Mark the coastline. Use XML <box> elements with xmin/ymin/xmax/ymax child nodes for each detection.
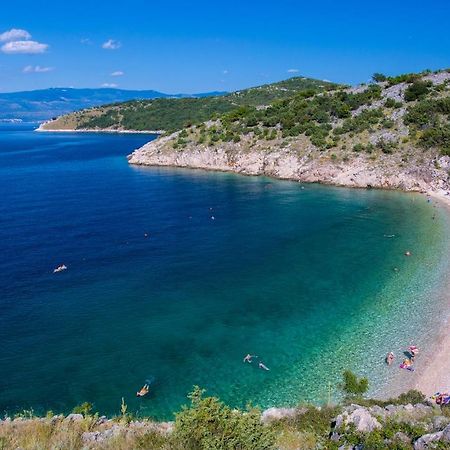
<box><xmin>35</xmin><ymin>124</ymin><xmax>162</xmax><ymax>134</ymax></box>
<box><xmin>129</xmin><ymin>138</ymin><xmax>450</xmax><ymax>400</ymax></box>
<box><xmin>412</xmin><ymin>190</ymin><xmax>450</xmax><ymax>396</ymax></box>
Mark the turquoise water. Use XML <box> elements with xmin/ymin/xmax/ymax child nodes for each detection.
<box><xmin>1</xmin><ymin>124</ymin><xmax>449</xmax><ymax>419</ymax></box>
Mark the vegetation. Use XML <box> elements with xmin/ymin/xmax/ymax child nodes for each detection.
<box><xmin>341</xmin><ymin>370</ymin><xmax>369</xmax><ymax>399</ymax></box>
<box><xmin>173</xmin><ymin>386</ymin><xmax>275</xmax><ymax>450</ymax></box>
<box><xmin>1</xmin><ymin>375</ymin><xmax>448</xmax><ymax>450</ymax></box>
<box><xmin>404</xmin><ymin>97</ymin><xmax>450</xmax><ymax>155</ymax></box>
<box><xmin>44</xmin><ymin>76</ymin><xmax>339</xmax><ymax>132</ymax></box>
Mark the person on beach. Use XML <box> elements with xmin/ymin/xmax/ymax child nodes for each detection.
<box><xmin>408</xmin><ymin>345</ymin><xmax>419</xmax><ymax>361</ymax></box>
<box><xmin>259</xmin><ymin>362</ymin><xmax>270</xmax><ymax>371</ymax></box>
<box><xmin>386</xmin><ymin>352</ymin><xmax>395</xmax><ymax>365</ymax></box>
<box><xmin>400</xmin><ymin>358</ymin><xmax>414</xmax><ymax>372</ymax></box>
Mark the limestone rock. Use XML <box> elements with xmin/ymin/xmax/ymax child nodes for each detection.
<box><xmin>261</xmin><ymin>407</ymin><xmax>299</xmax><ymax>424</ymax></box>
<box><xmin>335</xmin><ymin>408</ymin><xmax>381</xmax><ymax>433</ymax></box>
<box><xmin>64</xmin><ymin>413</ymin><xmax>84</xmax><ymax>422</ymax></box>
<box><xmin>414</xmin><ymin>431</ymin><xmax>443</xmax><ymax>449</ymax></box>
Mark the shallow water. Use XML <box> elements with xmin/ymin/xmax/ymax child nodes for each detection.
<box><xmin>0</xmin><ymin>124</ymin><xmax>449</xmax><ymax>419</ymax></box>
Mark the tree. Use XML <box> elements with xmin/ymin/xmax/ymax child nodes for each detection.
<box><xmin>404</xmin><ymin>81</ymin><xmax>432</xmax><ymax>102</ymax></box>
<box><xmin>372</xmin><ymin>73</ymin><xmax>387</xmax><ymax>83</ymax></box>
<box><xmin>341</xmin><ymin>370</ymin><xmax>369</xmax><ymax>398</ymax></box>
<box><xmin>173</xmin><ymin>386</ymin><xmax>275</xmax><ymax>450</ymax></box>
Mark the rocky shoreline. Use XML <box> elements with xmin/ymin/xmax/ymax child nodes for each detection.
<box><xmin>2</xmin><ymin>401</ymin><xmax>450</xmax><ymax>449</ymax></box>
<box><xmin>128</xmin><ymin>135</ymin><xmax>450</xmax><ymax>195</ymax></box>
<box><xmin>35</xmin><ymin>122</ymin><xmax>161</xmax><ymax>134</ymax></box>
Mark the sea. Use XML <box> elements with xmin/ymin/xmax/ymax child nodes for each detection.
<box><xmin>1</xmin><ymin>123</ymin><xmax>449</xmax><ymax>419</ymax></box>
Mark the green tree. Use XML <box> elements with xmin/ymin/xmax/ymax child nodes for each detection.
<box><xmin>341</xmin><ymin>371</ymin><xmax>369</xmax><ymax>398</ymax></box>
<box><xmin>404</xmin><ymin>81</ymin><xmax>432</xmax><ymax>102</ymax></box>
<box><xmin>173</xmin><ymin>386</ymin><xmax>275</xmax><ymax>450</ymax></box>
<box><xmin>372</xmin><ymin>73</ymin><xmax>387</xmax><ymax>83</ymax></box>
<box><xmin>72</xmin><ymin>402</ymin><xmax>93</xmax><ymax>417</ymax></box>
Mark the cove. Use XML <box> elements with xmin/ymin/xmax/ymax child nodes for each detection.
<box><xmin>0</xmin><ymin>124</ymin><xmax>449</xmax><ymax>419</ymax></box>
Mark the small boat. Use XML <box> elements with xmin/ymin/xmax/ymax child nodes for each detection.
<box><xmin>53</xmin><ymin>264</ymin><xmax>67</xmax><ymax>273</ymax></box>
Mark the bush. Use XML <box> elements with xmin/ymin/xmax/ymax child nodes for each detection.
<box><xmin>341</xmin><ymin>371</ymin><xmax>369</xmax><ymax>398</ymax></box>
<box><xmin>372</xmin><ymin>73</ymin><xmax>387</xmax><ymax>83</ymax></box>
<box><xmin>174</xmin><ymin>387</ymin><xmax>275</xmax><ymax>450</ymax></box>
<box><xmin>384</xmin><ymin>98</ymin><xmax>403</xmax><ymax>109</ymax></box>
<box><xmin>404</xmin><ymin>81</ymin><xmax>432</xmax><ymax>102</ymax></box>
<box><xmin>72</xmin><ymin>402</ymin><xmax>93</xmax><ymax>417</ymax></box>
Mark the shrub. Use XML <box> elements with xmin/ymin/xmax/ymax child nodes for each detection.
<box><xmin>404</xmin><ymin>81</ymin><xmax>432</xmax><ymax>102</ymax></box>
<box><xmin>384</xmin><ymin>98</ymin><xmax>403</xmax><ymax>109</ymax></box>
<box><xmin>72</xmin><ymin>402</ymin><xmax>93</xmax><ymax>417</ymax></box>
<box><xmin>341</xmin><ymin>371</ymin><xmax>369</xmax><ymax>398</ymax></box>
<box><xmin>173</xmin><ymin>386</ymin><xmax>275</xmax><ymax>450</ymax></box>
<box><xmin>372</xmin><ymin>73</ymin><xmax>387</xmax><ymax>83</ymax></box>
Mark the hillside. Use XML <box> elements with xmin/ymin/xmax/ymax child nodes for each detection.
<box><xmin>0</xmin><ymin>87</ymin><xmax>226</xmax><ymax>122</ymax></box>
<box><xmin>38</xmin><ymin>77</ymin><xmax>339</xmax><ymax>132</ymax></box>
<box><xmin>1</xmin><ymin>386</ymin><xmax>449</xmax><ymax>450</ymax></box>
<box><xmin>128</xmin><ymin>69</ymin><xmax>450</xmax><ymax>195</ymax></box>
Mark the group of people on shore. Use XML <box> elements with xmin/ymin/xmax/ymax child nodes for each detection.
<box><xmin>385</xmin><ymin>345</ymin><xmax>419</xmax><ymax>372</ymax></box>
<box><xmin>243</xmin><ymin>354</ymin><xmax>270</xmax><ymax>371</ymax></box>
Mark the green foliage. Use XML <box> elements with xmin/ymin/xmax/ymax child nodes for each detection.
<box><xmin>341</xmin><ymin>370</ymin><xmax>369</xmax><ymax>397</ymax></box>
<box><xmin>376</xmin><ymin>138</ymin><xmax>398</xmax><ymax>154</ymax></box>
<box><xmin>173</xmin><ymin>386</ymin><xmax>275</xmax><ymax>450</ymax></box>
<box><xmin>404</xmin><ymin>81</ymin><xmax>432</xmax><ymax>102</ymax></box>
<box><xmin>372</xmin><ymin>73</ymin><xmax>387</xmax><ymax>82</ymax></box>
<box><xmin>62</xmin><ymin>76</ymin><xmax>339</xmax><ymax>132</ymax></box>
<box><xmin>420</xmin><ymin>125</ymin><xmax>450</xmax><ymax>155</ymax></box>
<box><xmin>384</xmin><ymin>98</ymin><xmax>403</xmax><ymax>109</ymax></box>
<box><xmin>404</xmin><ymin>97</ymin><xmax>450</xmax><ymax>154</ymax></box>
<box><xmin>72</xmin><ymin>402</ymin><xmax>93</xmax><ymax>417</ymax></box>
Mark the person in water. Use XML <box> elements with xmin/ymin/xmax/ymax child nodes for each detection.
<box><xmin>386</xmin><ymin>352</ymin><xmax>395</xmax><ymax>365</ymax></box>
<box><xmin>136</xmin><ymin>383</ymin><xmax>149</xmax><ymax>397</ymax></box>
<box><xmin>243</xmin><ymin>354</ymin><xmax>256</xmax><ymax>363</ymax></box>
<box><xmin>259</xmin><ymin>362</ymin><xmax>270</xmax><ymax>371</ymax></box>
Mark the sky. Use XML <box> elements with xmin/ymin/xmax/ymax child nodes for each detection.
<box><xmin>0</xmin><ymin>0</ymin><xmax>449</xmax><ymax>93</ymax></box>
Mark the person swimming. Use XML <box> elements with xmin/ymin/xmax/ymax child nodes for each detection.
<box><xmin>259</xmin><ymin>362</ymin><xmax>270</xmax><ymax>371</ymax></box>
<box><xmin>136</xmin><ymin>383</ymin><xmax>149</xmax><ymax>397</ymax></box>
<box><xmin>243</xmin><ymin>354</ymin><xmax>256</xmax><ymax>363</ymax></box>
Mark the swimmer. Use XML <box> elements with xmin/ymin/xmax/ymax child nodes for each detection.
<box><xmin>259</xmin><ymin>362</ymin><xmax>270</xmax><ymax>371</ymax></box>
<box><xmin>243</xmin><ymin>354</ymin><xmax>256</xmax><ymax>363</ymax></box>
<box><xmin>136</xmin><ymin>383</ymin><xmax>149</xmax><ymax>397</ymax></box>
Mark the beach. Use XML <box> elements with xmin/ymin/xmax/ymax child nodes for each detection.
<box><xmin>413</xmin><ymin>190</ymin><xmax>450</xmax><ymax>397</ymax></box>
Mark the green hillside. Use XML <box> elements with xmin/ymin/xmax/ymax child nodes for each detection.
<box><xmin>40</xmin><ymin>77</ymin><xmax>340</xmax><ymax>132</ymax></box>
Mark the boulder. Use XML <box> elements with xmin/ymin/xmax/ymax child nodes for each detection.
<box><xmin>432</xmin><ymin>415</ymin><xmax>450</xmax><ymax>431</ymax></box>
<box><xmin>64</xmin><ymin>413</ymin><xmax>84</xmax><ymax>422</ymax></box>
<box><xmin>335</xmin><ymin>408</ymin><xmax>381</xmax><ymax>433</ymax></box>
<box><xmin>442</xmin><ymin>423</ymin><xmax>450</xmax><ymax>443</ymax></box>
<box><xmin>261</xmin><ymin>407</ymin><xmax>299</xmax><ymax>424</ymax></box>
<box><xmin>414</xmin><ymin>431</ymin><xmax>443</xmax><ymax>449</ymax></box>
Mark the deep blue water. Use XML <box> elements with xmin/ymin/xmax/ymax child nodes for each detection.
<box><xmin>0</xmin><ymin>124</ymin><xmax>448</xmax><ymax>419</ymax></box>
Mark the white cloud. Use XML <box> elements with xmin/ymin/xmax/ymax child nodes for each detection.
<box><xmin>23</xmin><ymin>65</ymin><xmax>54</xmax><ymax>73</ymax></box>
<box><xmin>102</xmin><ymin>39</ymin><xmax>121</xmax><ymax>50</ymax></box>
<box><xmin>110</xmin><ymin>70</ymin><xmax>124</xmax><ymax>77</ymax></box>
<box><xmin>0</xmin><ymin>28</ymin><xmax>31</xmax><ymax>42</ymax></box>
<box><xmin>101</xmin><ymin>83</ymin><xmax>118</xmax><ymax>88</ymax></box>
<box><xmin>1</xmin><ymin>40</ymin><xmax>48</xmax><ymax>54</ymax></box>
<box><xmin>287</xmin><ymin>68</ymin><xmax>299</xmax><ymax>73</ymax></box>
<box><xmin>80</xmin><ymin>38</ymin><xmax>92</xmax><ymax>45</ymax></box>
<box><xmin>223</xmin><ymin>69</ymin><xmax>229</xmax><ymax>75</ymax></box>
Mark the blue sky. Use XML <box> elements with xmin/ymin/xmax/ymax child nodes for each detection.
<box><xmin>0</xmin><ymin>0</ymin><xmax>449</xmax><ymax>93</ymax></box>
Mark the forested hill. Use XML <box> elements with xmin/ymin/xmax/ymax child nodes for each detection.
<box><xmin>39</xmin><ymin>77</ymin><xmax>340</xmax><ymax>132</ymax></box>
<box><xmin>0</xmin><ymin>87</ymin><xmax>226</xmax><ymax>122</ymax></box>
